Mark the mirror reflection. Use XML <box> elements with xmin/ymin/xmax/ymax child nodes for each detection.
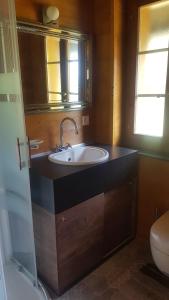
<box><xmin>17</xmin><ymin>22</ymin><xmax>90</xmax><ymax>113</ymax></box>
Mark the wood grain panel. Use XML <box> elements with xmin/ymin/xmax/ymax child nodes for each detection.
<box><xmin>56</xmin><ymin>194</ymin><xmax>104</xmax><ymax>293</ymax></box>
<box><xmin>15</xmin><ymin>0</ymin><xmax>92</xmax><ymax>32</ymax></box>
<box><xmin>104</xmin><ymin>181</ymin><xmax>136</xmax><ymax>256</ymax></box>
<box><xmin>138</xmin><ymin>156</ymin><xmax>169</xmax><ymax>239</ymax></box>
<box><xmin>32</xmin><ymin>203</ymin><xmax>59</xmax><ymax>291</ymax></box>
<box><xmin>92</xmin><ymin>0</ymin><xmax>124</xmax><ymax>145</ymax></box>
<box><xmin>92</xmin><ymin>0</ymin><xmax>113</xmax><ymax>144</ymax></box>
<box><xmin>25</xmin><ymin>110</ymin><xmax>91</xmax><ymax>155</ymax></box>
<box><xmin>112</xmin><ymin>0</ymin><xmax>123</xmax><ymax>146</ymax></box>
<box><xmin>33</xmin><ymin>194</ymin><xmax>104</xmax><ymax>294</ymax></box>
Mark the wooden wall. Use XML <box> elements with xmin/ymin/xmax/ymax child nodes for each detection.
<box><xmin>92</xmin><ymin>0</ymin><xmax>124</xmax><ymax>145</ymax></box>
<box><xmin>112</xmin><ymin>0</ymin><xmax>123</xmax><ymax>146</ymax></box>
<box><xmin>15</xmin><ymin>0</ymin><xmax>93</xmax><ymax>155</ymax></box>
<box><xmin>15</xmin><ymin>0</ymin><xmax>124</xmax><ymax>153</ymax></box>
<box><xmin>25</xmin><ymin>110</ymin><xmax>91</xmax><ymax>155</ymax></box>
<box><xmin>15</xmin><ymin>0</ymin><xmax>92</xmax><ymax>32</ymax></box>
<box><xmin>138</xmin><ymin>155</ymin><xmax>169</xmax><ymax>239</ymax></box>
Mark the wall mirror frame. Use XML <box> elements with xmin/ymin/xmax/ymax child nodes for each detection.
<box><xmin>17</xmin><ymin>21</ymin><xmax>92</xmax><ymax>114</ymax></box>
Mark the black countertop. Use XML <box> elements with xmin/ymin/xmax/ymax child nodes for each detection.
<box><xmin>31</xmin><ymin>145</ymin><xmax>137</xmax><ymax>180</ymax></box>
<box><xmin>30</xmin><ymin>145</ymin><xmax>138</xmax><ymax>213</ymax></box>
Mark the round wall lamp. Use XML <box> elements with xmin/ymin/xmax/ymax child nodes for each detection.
<box><xmin>43</xmin><ymin>6</ymin><xmax>60</xmax><ymax>25</ymax></box>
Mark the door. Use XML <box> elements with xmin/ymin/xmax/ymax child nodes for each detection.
<box><xmin>0</xmin><ymin>0</ymin><xmax>38</xmax><ymax>297</ymax></box>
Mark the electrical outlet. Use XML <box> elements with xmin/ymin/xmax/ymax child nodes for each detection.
<box><xmin>82</xmin><ymin>115</ymin><xmax>89</xmax><ymax>126</ymax></box>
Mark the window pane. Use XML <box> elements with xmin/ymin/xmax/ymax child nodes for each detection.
<box><xmin>139</xmin><ymin>1</ymin><xmax>169</xmax><ymax>52</ymax></box>
<box><xmin>137</xmin><ymin>52</ymin><xmax>168</xmax><ymax>94</ymax></box>
<box><xmin>46</xmin><ymin>36</ymin><xmax>60</xmax><ymax>62</ymax></box>
<box><xmin>134</xmin><ymin>97</ymin><xmax>165</xmax><ymax>137</ymax></box>
<box><xmin>69</xmin><ymin>94</ymin><xmax>79</xmax><ymax>102</ymax></box>
<box><xmin>47</xmin><ymin>64</ymin><xmax>61</xmax><ymax>93</ymax></box>
<box><xmin>68</xmin><ymin>61</ymin><xmax>79</xmax><ymax>94</ymax></box>
<box><xmin>68</xmin><ymin>40</ymin><xmax>79</xmax><ymax>60</ymax></box>
<box><xmin>48</xmin><ymin>93</ymin><xmax>62</xmax><ymax>103</ymax></box>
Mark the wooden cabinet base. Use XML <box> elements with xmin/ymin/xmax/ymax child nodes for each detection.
<box><xmin>33</xmin><ymin>194</ymin><xmax>104</xmax><ymax>295</ymax></box>
<box><xmin>33</xmin><ymin>183</ymin><xmax>136</xmax><ymax>295</ymax></box>
<box><xmin>56</xmin><ymin>194</ymin><xmax>104</xmax><ymax>293</ymax></box>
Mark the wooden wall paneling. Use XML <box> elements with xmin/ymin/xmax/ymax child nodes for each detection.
<box><xmin>137</xmin><ymin>156</ymin><xmax>169</xmax><ymax>239</ymax></box>
<box><xmin>92</xmin><ymin>0</ymin><xmax>113</xmax><ymax>144</ymax></box>
<box><xmin>122</xmin><ymin>0</ymin><xmax>138</xmax><ymax>148</ymax></box>
<box><xmin>92</xmin><ymin>0</ymin><xmax>124</xmax><ymax>145</ymax></box>
<box><xmin>25</xmin><ymin>110</ymin><xmax>91</xmax><ymax>155</ymax></box>
<box><xmin>15</xmin><ymin>0</ymin><xmax>93</xmax><ymax>33</ymax></box>
<box><xmin>16</xmin><ymin>0</ymin><xmax>124</xmax><ymax>149</ymax></box>
<box><xmin>112</xmin><ymin>0</ymin><xmax>123</xmax><ymax>146</ymax></box>
<box><xmin>15</xmin><ymin>0</ymin><xmax>93</xmax><ymax>156</ymax></box>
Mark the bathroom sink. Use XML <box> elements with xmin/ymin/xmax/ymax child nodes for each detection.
<box><xmin>48</xmin><ymin>146</ymin><xmax>109</xmax><ymax>166</ymax></box>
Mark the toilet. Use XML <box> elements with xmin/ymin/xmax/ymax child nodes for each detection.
<box><xmin>150</xmin><ymin>210</ymin><xmax>169</xmax><ymax>276</ymax></box>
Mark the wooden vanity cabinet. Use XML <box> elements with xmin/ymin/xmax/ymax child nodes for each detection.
<box><xmin>33</xmin><ymin>181</ymin><xmax>137</xmax><ymax>295</ymax></box>
<box><xmin>55</xmin><ymin>193</ymin><xmax>104</xmax><ymax>293</ymax></box>
<box><xmin>104</xmin><ymin>180</ymin><xmax>137</xmax><ymax>256</ymax></box>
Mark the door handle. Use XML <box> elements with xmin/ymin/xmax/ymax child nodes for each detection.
<box><xmin>17</xmin><ymin>138</ymin><xmax>26</xmax><ymax>170</ymax></box>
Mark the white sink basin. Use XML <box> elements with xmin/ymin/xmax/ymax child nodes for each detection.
<box><xmin>48</xmin><ymin>146</ymin><xmax>109</xmax><ymax>166</ymax></box>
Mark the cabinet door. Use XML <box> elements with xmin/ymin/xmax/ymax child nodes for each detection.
<box><xmin>104</xmin><ymin>181</ymin><xmax>136</xmax><ymax>256</ymax></box>
<box><xmin>56</xmin><ymin>194</ymin><xmax>104</xmax><ymax>293</ymax></box>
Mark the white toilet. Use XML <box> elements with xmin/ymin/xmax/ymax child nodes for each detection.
<box><xmin>150</xmin><ymin>210</ymin><xmax>169</xmax><ymax>276</ymax></box>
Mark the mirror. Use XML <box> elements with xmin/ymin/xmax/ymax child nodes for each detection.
<box><xmin>17</xmin><ymin>21</ymin><xmax>91</xmax><ymax>113</ymax></box>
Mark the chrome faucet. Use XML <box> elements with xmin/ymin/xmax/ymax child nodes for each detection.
<box><xmin>57</xmin><ymin>117</ymin><xmax>78</xmax><ymax>151</ymax></box>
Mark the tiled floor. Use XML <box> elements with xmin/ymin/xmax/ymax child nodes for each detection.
<box><xmin>51</xmin><ymin>239</ymin><xmax>169</xmax><ymax>300</ymax></box>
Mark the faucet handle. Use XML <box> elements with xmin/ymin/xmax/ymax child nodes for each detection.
<box><xmin>65</xmin><ymin>143</ymin><xmax>72</xmax><ymax>149</ymax></box>
<box><xmin>55</xmin><ymin>144</ymin><xmax>63</xmax><ymax>152</ymax></box>
<box><xmin>55</xmin><ymin>143</ymin><xmax>72</xmax><ymax>152</ymax></box>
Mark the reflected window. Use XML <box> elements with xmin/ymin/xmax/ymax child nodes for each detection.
<box><xmin>17</xmin><ymin>22</ymin><xmax>90</xmax><ymax>113</ymax></box>
<box><xmin>46</xmin><ymin>38</ymin><xmax>83</xmax><ymax>105</ymax></box>
<box><xmin>46</xmin><ymin>37</ymin><xmax>62</xmax><ymax>104</ymax></box>
<box><xmin>67</xmin><ymin>40</ymin><xmax>79</xmax><ymax>102</ymax></box>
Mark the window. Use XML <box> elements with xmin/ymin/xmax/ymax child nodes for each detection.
<box><xmin>46</xmin><ymin>36</ymin><xmax>62</xmax><ymax>104</ymax></box>
<box><xmin>46</xmin><ymin>37</ymin><xmax>86</xmax><ymax>110</ymax></box>
<box><xmin>17</xmin><ymin>21</ymin><xmax>91</xmax><ymax>113</ymax></box>
<box><xmin>134</xmin><ymin>1</ymin><xmax>169</xmax><ymax>137</ymax></box>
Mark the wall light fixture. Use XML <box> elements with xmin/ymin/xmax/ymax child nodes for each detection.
<box><xmin>43</xmin><ymin>6</ymin><xmax>60</xmax><ymax>25</ymax></box>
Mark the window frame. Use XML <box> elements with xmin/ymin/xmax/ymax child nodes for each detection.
<box><xmin>123</xmin><ymin>0</ymin><xmax>169</xmax><ymax>154</ymax></box>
